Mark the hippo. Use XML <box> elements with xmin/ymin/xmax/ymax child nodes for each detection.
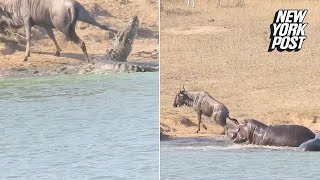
<box><xmin>297</xmin><ymin>133</ymin><xmax>320</xmax><ymax>151</ymax></box>
<box><xmin>227</xmin><ymin>119</ymin><xmax>315</xmax><ymax>147</ymax></box>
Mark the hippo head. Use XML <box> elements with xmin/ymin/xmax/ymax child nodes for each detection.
<box><xmin>173</xmin><ymin>86</ymin><xmax>190</xmax><ymax>107</ymax></box>
<box><xmin>227</xmin><ymin>119</ymin><xmax>250</xmax><ymax>143</ymax></box>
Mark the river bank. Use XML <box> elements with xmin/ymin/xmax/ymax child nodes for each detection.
<box><xmin>0</xmin><ymin>58</ymin><xmax>159</xmax><ymax>78</ymax></box>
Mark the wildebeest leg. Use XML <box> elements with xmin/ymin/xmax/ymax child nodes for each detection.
<box><xmin>212</xmin><ymin>112</ymin><xmax>218</xmax><ymax>125</ymax></box>
<box><xmin>223</xmin><ymin>125</ymin><xmax>228</xmax><ymax>135</ymax></box>
<box><xmin>45</xmin><ymin>28</ymin><xmax>62</xmax><ymax>57</ymax></box>
<box><xmin>23</xmin><ymin>17</ymin><xmax>32</xmax><ymax>61</ymax></box>
<box><xmin>71</xmin><ymin>33</ymin><xmax>90</xmax><ymax>62</ymax></box>
<box><xmin>215</xmin><ymin>112</ymin><xmax>226</xmax><ymax>135</ymax></box>
<box><xmin>196</xmin><ymin>111</ymin><xmax>202</xmax><ymax>133</ymax></box>
<box><xmin>56</xmin><ymin>17</ymin><xmax>90</xmax><ymax>62</ymax></box>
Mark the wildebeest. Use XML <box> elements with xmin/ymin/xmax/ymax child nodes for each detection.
<box><xmin>0</xmin><ymin>0</ymin><xmax>117</xmax><ymax>62</ymax></box>
<box><xmin>173</xmin><ymin>87</ymin><xmax>236</xmax><ymax>134</ymax></box>
<box><xmin>297</xmin><ymin>133</ymin><xmax>320</xmax><ymax>152</ymax></box>
<box><xmin>227</xmin><ymin>119</ymin><xmax>315</xmax><ymax>147</ymax></box>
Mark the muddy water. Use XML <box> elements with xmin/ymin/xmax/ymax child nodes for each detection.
<box><xmin>0</xmin><ymin>73</ymin><xmax>159</xmax><ymax>179</ymax></box>
<box><xmin>161</xmin><ymin>137</ymin><xmax>320</xmax><ymax>180</ymax></box>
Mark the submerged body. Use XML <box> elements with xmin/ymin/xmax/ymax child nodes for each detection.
<box><xmin>297</xmin><ymin>133</ymin><xmax>320</xmax><ymax>151</ymax></box>
<box><xmin>228</xmin><ymin>119</ymin><xmax>315</xmax><ymax>147</ymax></box>
<box><xmin>173</xmin><ymin>88</ymin><xmax>235</xmax><ymax>133</ymax></box>
<box><xmin>0</xmin><ymin>0</ymin><xmax>116</xmax><ymax>61</ymax></box>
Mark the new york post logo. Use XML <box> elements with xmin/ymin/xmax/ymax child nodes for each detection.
<box><xmin>268</xmin><ymin>9</ymin><xmax>308</xmax><ymax>52</ymax></box>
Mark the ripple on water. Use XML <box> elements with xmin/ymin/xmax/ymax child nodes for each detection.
<box><xmin>161</xmin><ymin>137</ymin><xmax>320</xmax><ymax>180</ymax></box>
<box><xmin>0</xmin><ymin>73</ymin><xmax>159</xmax><ymax>179</ymax></box>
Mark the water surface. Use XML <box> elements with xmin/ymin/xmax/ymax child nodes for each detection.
<box><xmin>0</xmin><ymin>73</ymin><xmax>159</xmax><ymax>179</ymax></box>
<box><xmin>161</xmin><ymin>137</ymin><xmax>320</xmax><ymax>180</ymax></box>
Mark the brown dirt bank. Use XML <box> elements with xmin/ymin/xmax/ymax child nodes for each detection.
<box><xmin>0</xmin><ymin>0</ymin><xmax>158</xmax><ymax>75</ymax></box>
<box><xmin>160</xmin><ymin>0</ymin><xmax>320</xmax><ymax>138</ymax></box>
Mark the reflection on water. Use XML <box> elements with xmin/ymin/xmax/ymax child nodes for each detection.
<box><xmin>0</xmin><ymin>73</ymin><xmax>159</xmax><ymax>179</ymax></box>
<box><xmin>161</xmin><ymin>137</ymin><xmax>320</xmax><ymax>180</ymax></box>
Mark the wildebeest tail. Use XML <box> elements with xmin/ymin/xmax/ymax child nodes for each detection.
<box><xmin>227</xmin><ymin>116</ymin><xmax>239</xmax><ymax>125</ymax></box>
<box><xmin>75</xmin><ymin>2</ymin><xmax>110</xmax><ymax>31</ymax></box>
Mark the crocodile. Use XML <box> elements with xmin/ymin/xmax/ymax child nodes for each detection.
<box><xmin>105</xmin><ymin>15</ymin><xmax>139</xmax><ymax>62</ymax></box>
<box><xmin>88</xmin><ymin>15</ymin><xmax>158</xmax><ymax>73</ymax></box>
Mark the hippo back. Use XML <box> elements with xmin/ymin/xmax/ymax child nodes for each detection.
<box><xmin>297</xmin><ymin>133</ymin><xmax>320</xmax><ymax>151</ymax></box>
<box><xmin>263</xmin><ymin>125</ymin><xmax>315</xmax><ymax>147</ymax></box>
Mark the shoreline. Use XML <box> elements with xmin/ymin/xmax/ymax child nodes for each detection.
<box><xmin>161</xmin><ymin>132</ymin><xmax>222</xmax><ymax>141</ymax></box>
<box><xmin>0</xmin><ymin>57</ymin><xmax>159</xmax><ymax>78</ymax></box>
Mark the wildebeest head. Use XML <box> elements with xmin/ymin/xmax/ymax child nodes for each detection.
<box><xmin>173</xmin><ymin>86</ymin><xmax>191</xmax><ymax>107</ymax></box>
<box><xmin>227</xmin><ymin>119</ymin><xmax>249</xmax><ymax>143</ymax></box>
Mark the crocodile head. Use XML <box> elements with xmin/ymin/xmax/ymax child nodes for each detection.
<box><xmin>106</xmin><ymin>15</ymin><xmax>140</xmax><ymax>62</ymax></box>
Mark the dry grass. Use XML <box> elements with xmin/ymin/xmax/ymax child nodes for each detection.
<box><xmin>160</xmin><ymin>0</ymin><xmax>320</xmax><ymax>137</ymax></box>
